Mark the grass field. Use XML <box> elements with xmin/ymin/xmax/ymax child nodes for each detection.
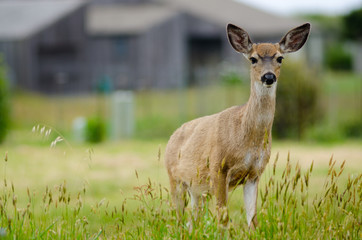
<box><xmin>0</xmin><ymin>129</ymin><xmax>361</xmax><ymax>239</ymax></box>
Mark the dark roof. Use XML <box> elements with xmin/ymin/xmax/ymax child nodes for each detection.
<box><xmin>87</xmin><ymin>0</ymin><xmax>303</xmax><ymax>37</ymax></box>
<box><xmin>166</xmin><ymin>0</ymin><xmax>303</xmax><ymax>37</ymax></box>
<box><xmin>86</xmin><ymin>3</ymin><xmax>177</xmax><ymax>36</ymax></box>
<box><xmin>0</xmin><ymin>0</ymin><xmax>86</xmax><ymax>41</ymax></box>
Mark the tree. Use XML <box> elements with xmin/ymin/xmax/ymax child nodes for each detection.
<box><xmin>343</xmin><ymin>8</ymin><xmax>362</xmax><ymax>40</ymax></box>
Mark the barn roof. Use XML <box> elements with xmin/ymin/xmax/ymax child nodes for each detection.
<box><xmin>87</xmin><ymin>0</ymin><xmax>303</xmax><ymax>38</ymax></box>
<box><xmin>86</xmin><ymin>3</ymin><xmax>177</xmax><ymax>36</ymax></box>
<box><xmin>0</xmin><ymin>0</ymin><xmax>86</xmax><ymax>41</ymax></box>
<box><xmin>165</xmin><ymin>0</ymin><xmax>303</xmax><ymax>37</ymax></box>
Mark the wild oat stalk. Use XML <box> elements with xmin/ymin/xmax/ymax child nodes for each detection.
<box><xmin>32</xmin><ymin>124</ymin><xmax>72</xmax><ymax>150</ymax></box>
<box><xmin>257</xmin><ymin>154</ymin><xmax>361</xmax><ymax>239</ymax></box>
<box><xmin>0</xmin><ymin>150</ymin><xmax>360</xmax><ymax>239</ymax></box>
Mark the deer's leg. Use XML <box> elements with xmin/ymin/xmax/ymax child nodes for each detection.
<box><xmin>190</xmin><ymin>190</ymin><xmax>209</xmax><ymax>219</ymax></box>
<box><xmin>243</xmin><ymin>178</ymin><xmax>259</xmax><ymax>229</ymax></box>
<box><xmin>186</xmin><ymin>190</ymin><xmax>201</xmax><ymax>231</ymax></box>
<box><xmin>169</xmin><ymin>176</ymin><xmax>187</xmax><ymax>218</ymax></box>
<box><xmin>189</xmin><ymin>191</ymin><xmax>200</xmax><ymax>211</ymax></box>
<box><xmin>214</xmin><ymin>172</ymin><xmax>229</xmax><ymax>226</ymax></box>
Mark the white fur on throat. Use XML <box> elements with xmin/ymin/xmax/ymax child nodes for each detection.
<box><xmin>253</xmin><ymin>81</ymin><xmax>277</xmax><ymax>97</ymax></box>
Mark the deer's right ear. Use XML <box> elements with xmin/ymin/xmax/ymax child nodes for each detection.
<box><xmin>227</xmin><ymin>24</ymin><xmax>253</xmax><ymax>54</ymax></box>
<box><xmin>279</xmin><ymin>23</ymin><xmax>311</xmax><ymax>53</ymax></box>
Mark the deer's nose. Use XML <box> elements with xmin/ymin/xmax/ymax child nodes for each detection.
<box><xmin>261</xmin><ymin>72</ymin><xmax>276</xmax><ymax>85</ymax></box>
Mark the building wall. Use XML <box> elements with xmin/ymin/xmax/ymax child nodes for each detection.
<box><xmin>34</xmin><ymin>6</ymin><xmax>88</xmax><ymax>93</ymax></box>
<box><xmin>0</xmin><ymin>5</ymin><xmax>90</xmax><ymax>94</ymax></box>
<box><xmin>87</xmin><ymin>36</ymin><xmax>136</xmax><ymax>90</ymax></box>
<box><xmin>0</xmin><ymin>40</ymin><xmax>36</xmax><ymax>90</ymax></box>
<box><xmin>134</xmin><ymin>13</ymin><xmax>186</xmax><ymax>89</ymax></box>
<box><xmin>0</xmin><ymin>42</ymin><xmax>16</xmax><ymax>87</ymax></box>
<box><xmin>87</xmin><ymin>13</ymin><xmax>188</xmax><ymax>91</ymax></box>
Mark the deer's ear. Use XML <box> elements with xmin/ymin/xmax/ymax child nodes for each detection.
<box><xmin>279</xmin><ymin>23</ymin><xmax>311</xmax><ymax>53</ymax></box>
<box><xmin>227</xmin><ymin>24</ymin><xmax>253</xmax><ymax>54</ymax></box>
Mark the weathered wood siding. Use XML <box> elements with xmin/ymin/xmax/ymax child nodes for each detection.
<box><xmin>35</xmin><ymin>6</ymin><xmax>88</xmax><ymax>93</ymax></box>
<box><xmin>134</xmin><ymin>13</ymin><xmax>186</xmax><ymax>89</ymax></box>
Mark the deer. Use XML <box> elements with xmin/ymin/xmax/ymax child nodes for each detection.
<box><xmin>165</xmin><ymin>22</ymin><xmax>311</xmax><ymax>229</ymax></box>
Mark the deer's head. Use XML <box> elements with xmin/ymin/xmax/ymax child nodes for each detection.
<box><xmin>227</xmin><ymin>23</ymin><xmax>310</xmax><ymax>90</ymax></box>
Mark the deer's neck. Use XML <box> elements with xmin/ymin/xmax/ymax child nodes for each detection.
<box><xmin>244</xmin><ymin>80</ymin><xmax>276</xmax><ymax>130</ymax></box>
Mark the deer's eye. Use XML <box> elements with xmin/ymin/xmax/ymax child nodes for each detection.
<box><xmin>277</xmin><ymin>56</ymin><xmax>284</xmax><ymax>64</ymax></box>
<box><xmin>250</xmin><ymin>57</ymin><xmax>258</xmax><ymax>64</ymax></box>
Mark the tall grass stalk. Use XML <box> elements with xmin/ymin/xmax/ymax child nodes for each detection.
<box><xmin>0</xmin><ymin>152</ymin><xmax>360</xmax><ymax>239</ymax></box>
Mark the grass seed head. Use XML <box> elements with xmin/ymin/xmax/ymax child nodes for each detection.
<box><xmin>273</xmin><ymin>152</ymin><xmax>279</xmax><ymax>175</ymax></box>
<box><xmin>310</xmin><ymin>160</ymin><xmax>314</xmax><ymax>173</ymax></box>
<box><xmin>158</xmin><ymin>146</ymin><xmax>161</xmax><ymax>162</ymax></box>
<box><xmin>329</xmin><ymin>155</ymin><xmax>334</xmax><ymax>166</ymax></box>
<box><xmin>12</xmin><ymin>195</ymin><xmax>17</xmax><ymax>207</ymax></box>
<box><xmin>304</xmin><ymin>172</ymin><xmax>310</xmax><ymax>187</ymax></box>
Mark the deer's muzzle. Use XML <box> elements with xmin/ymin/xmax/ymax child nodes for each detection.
<box><xmin>261</xmin><ymin>72</ymin><xmax>276</xmax><ymax>86</ymax></box>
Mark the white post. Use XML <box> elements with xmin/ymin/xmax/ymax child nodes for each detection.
<box><xmin>111</xmin><ymin>91</ymin><xmax>134</xmax><ymax>139</ymax></box>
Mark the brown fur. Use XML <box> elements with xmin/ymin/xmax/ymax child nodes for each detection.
<box><xmin>165</xmin><ymin>23</ymin><xmax>310</xmax><ymax>228</ymax></box>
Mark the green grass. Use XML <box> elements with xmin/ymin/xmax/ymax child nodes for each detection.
<box><xmin>322</xmin><ymin>71</ymin><xmax>362</xmax><ymax>123</ymax></box>
<box><xmin>0</xmin><ymin>151</ymin><xmax>360</xmax><ymax>239</ymax></box>
<box><xmin>0</xmin><ymin>130</ymin><xmax>361</xmax><ymax>239</ymax></box>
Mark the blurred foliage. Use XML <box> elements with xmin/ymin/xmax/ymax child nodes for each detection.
<box><xmin>343</xmin><ymin>8</ymin><xmax>362</xmax><ymax>40</ymax></box>
<box><xmin>136</xmin><ymin>116</ymin><xmax>180</xmax><ymax>139</ymax></box>
<box><xmin>325</xmin><ymin>42</ymin><xmax>353</xmax><ymax>71</ymax></box>
<box><xmin>0</xmin><ymin>57</ymin><xmax>10</xmax><ymax>143</ymax></box>
<box><xmin>220</xmin><ymin>71</ymin><xmax>246</xmax><ymax>86</ymax></box>
<box><xmin>135</xmin><ymin>115</ymin><xmax>178</xmax><ymax>139</ymax></box>
<box><xmin>303</xmin><ymin>14</ymin><xmax>343</xmax><ymax>38</ymax></box>
<box><xmin>304</xmin><ymin>8</ymin><xmax>362</xmax><ymax>41</ymax></box>
<box><xmin>343</xmin><ymin>118</ymin><xmax>362</xmax><ymax>139</ymax></box>
<box><xmin>305</xmin><ymin>124</ymin><xmax>346</xmax><ymax>143</ymax></box>
<box><xmin>85</xmin><ymin>117</ymin><xmax>106</xmax><ymax>143</ymax></box>
<box><xmin>304</xmin><ymin>11</ymin><xmax>359</xmax><ymax>72</ymax></box>
<box><xmin>305</xmin><ymin>118</ymin><xmax>362</xmax><ymax>143</ymax></box>
<box><xmin>274</xmin><ymin>60</ymin><xmax>321</xmax><ymax>140</ymax></box>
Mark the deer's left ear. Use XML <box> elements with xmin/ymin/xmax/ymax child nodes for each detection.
<box><xmin>227</xmin><ymin>24</ymin><xmax>253</xmax><ymax>54</ymax></box>
<box><xmin>279</xmin><ymin>23</ymin><xmax>311</xmax><ymax>53</ymax></box>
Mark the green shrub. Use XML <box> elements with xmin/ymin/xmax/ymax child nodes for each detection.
<box><xmin>305</xmin><ymin>123</ymin><xmax>346</xmax><ymax>143</ymax></box>
<box><xmin>0</xmin><ymin>57</ymin><xmax>10</xmax><ymax>143</ymax></box>
<box><xmin>274</xmin><ymin>60</ymin><xmax>321</xmax><ymax>139</ymax></box>
<box><xmin>325</xmin><ymin>42</ymin><xmax>353</xmax><ymax>71</ymax></box>
<box><xmin>85</xmin><ymin>117</ymin><xmax>106</xmax><ymax>143</ymax></box>
<box><xmin>343</xmin><ymin>118</ymin><xmax>362</xmax><ymax>138</ymax></box>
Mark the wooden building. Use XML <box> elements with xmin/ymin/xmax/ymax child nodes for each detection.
<box><xmin>0</xmin><ymin>0</ymin><xmax>87</xmax><ymax>93</ymax></box>
<box><xmin>0</xmin><ymin>0</ymin><xmax>305</xmax><ymax>93</ymax></box>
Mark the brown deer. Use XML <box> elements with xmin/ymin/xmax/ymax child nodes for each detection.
<box><xmin>165</xmin><ymin>23</ymin><xmax>311</xmax><ymax>228</ymax></box>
